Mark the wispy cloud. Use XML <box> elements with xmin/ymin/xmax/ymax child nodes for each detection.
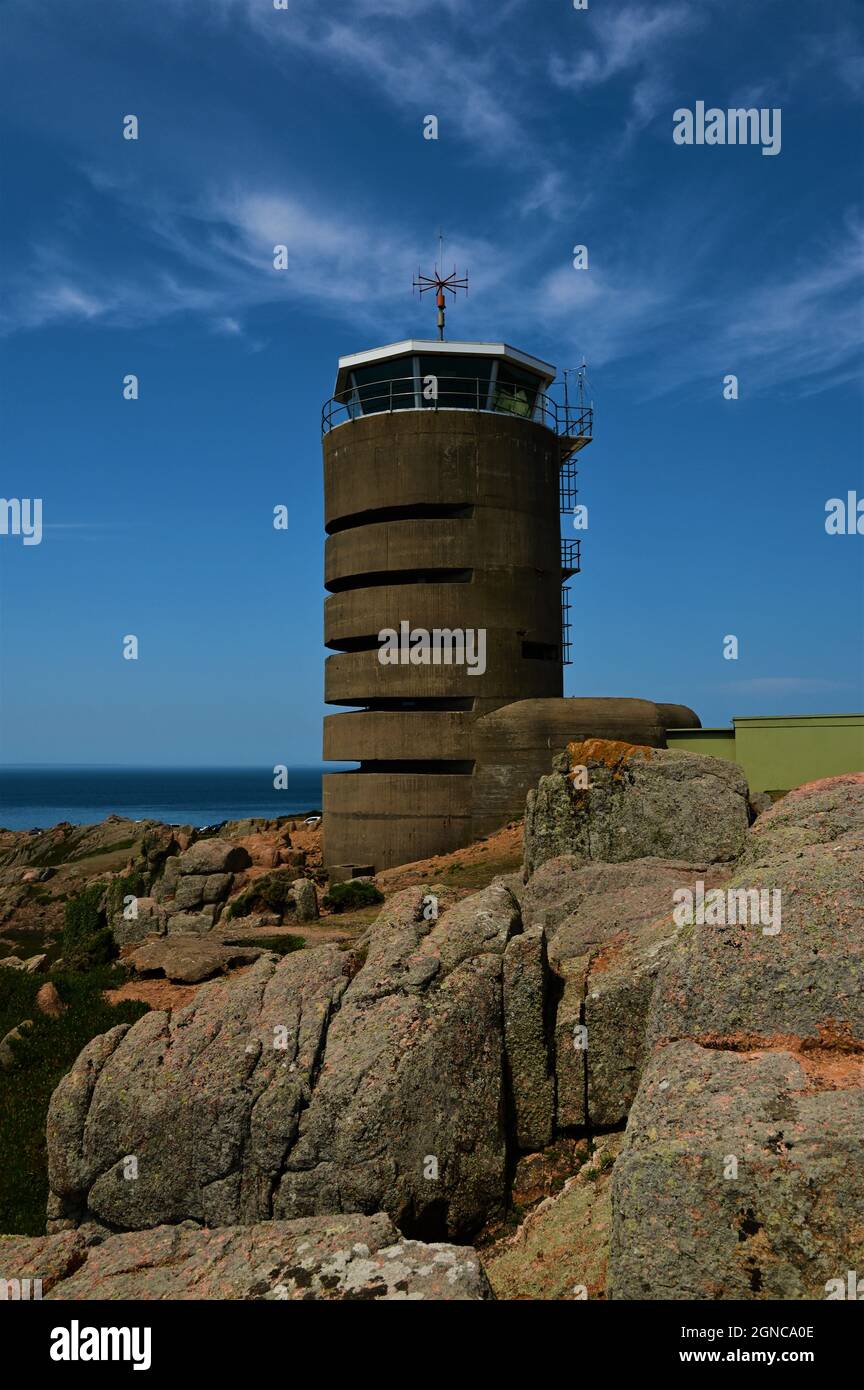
<box><xmin>550</xmin><ymin>2</ymin><xmax>700</xmax><ymax>94</ymax></box>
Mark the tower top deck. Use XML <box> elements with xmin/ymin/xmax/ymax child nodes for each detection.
<box><xmin>332</xmin><ymin>339</ymin><xmax>556</xmax><ymax>398</ymax></box>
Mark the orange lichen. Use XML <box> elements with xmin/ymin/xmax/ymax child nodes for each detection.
<box><xmin>566</xmin><ymin>738</ymin><xmax>654</xmax><ymax>784</ymax></box>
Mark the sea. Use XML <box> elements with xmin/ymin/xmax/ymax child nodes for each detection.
<box><xmin>0</xmin><ymin>766</ymin><xmax>354</xmax><ymax>833</ymax></box>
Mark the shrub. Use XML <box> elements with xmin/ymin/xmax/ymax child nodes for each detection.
<box><xmin>61</xmin><ymin>884</ymin><xmax>117</xmax><ymax>971</ymax></box>
<box><xmin>0</xmin><ymin>963</ymin><xmax>149</xmax><ymax>1234</ymax></box>
<box><xmin>105</xmin><ymin>871</ymin><xmax>146</xmax><ymax>920</ymax></box>
<box><xmin>322</xmin><ymin>880</ymin><xmax>384</xmax><ymax>913</ymax></box>
<box><xmin>227</xmin><ymin>872</ymin><xmax>296</xmax><ymax>920</ymax></box>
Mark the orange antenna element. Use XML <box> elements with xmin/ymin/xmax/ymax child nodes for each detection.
<box><xmin>413</xmin><ymin>238</ymin><xmax>468</xmax><ymax>341</ymax></box>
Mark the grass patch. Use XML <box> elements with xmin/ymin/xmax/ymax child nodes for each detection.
<box><xmin>437</xmin><ymin>854</ymin><xmax>522</xmax><ymax>892</ymax></box>
<box><xmin>66</xmin><ymin>837</ymin><xmax>137</xmax><ymax>864</ymax></box>
<box><xmin>222</xmin><ymin>935</ymin><xmax>305</xmax><ymax>956</ymax></box>
<box><xmin>0</xmin><ymin>963</ymin><xmax>150</xmax><ymax>1235</ymax></box>
<box><xmin>322</xmin><ymin>880</ymin><xmax>384</xmax><ymax>913</ymax></box>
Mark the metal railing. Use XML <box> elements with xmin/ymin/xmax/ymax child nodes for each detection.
<box><xmin>561</xmin><ymin>537</ymin><xmax>581</xmax><ymax>577</ymax></box>
<box><xmin>322</xmin><ymin>374</ymin><xmax>592</xmax><ymax>454</ymax></box>
<box><xmin>561</xmin><ymin>586</ymin><xmax>573</xmax><ymax>666</ymax></box>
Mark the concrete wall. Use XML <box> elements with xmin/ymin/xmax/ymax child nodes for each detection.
<box><xmin>663</xmin><ymin>728</ymin><xmax>737</xmax><ymax>761</ymax></box>
<box><xmin>667</xmin><ymin>714</ymin><xmax>864</xmax><ymax>792</ymax></box>
<box><xmin>323</xmin><ymin>408</ymin><xmax>566</xmax><ymax>870</ymax></box>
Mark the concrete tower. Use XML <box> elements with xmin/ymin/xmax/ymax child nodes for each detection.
<box><xmin>321</xmin><ymin>338</ymin><xmax>585</xmax><ymax>872</ymax></box>
<box><xmin>321</xmin><ymin>338</ymin><xmax>699</xmax><ymax>874</ymax></box>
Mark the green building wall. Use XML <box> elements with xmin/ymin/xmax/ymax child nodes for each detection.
<box><xmin>666</xmin><ymin>714</ymin><xmax>864</xmax><ymax>793</ymax></box>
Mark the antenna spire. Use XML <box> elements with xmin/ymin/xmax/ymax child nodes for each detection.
<box><xmin>413</xmin><ymin>233</ymin><xmax>468</xmax><ymax>341</ymax></box>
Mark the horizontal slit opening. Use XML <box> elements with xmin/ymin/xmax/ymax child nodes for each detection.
<box><xmin>326</xmin><ymin>503</ymin><xmax>475</xmax><ymax>536</ymax></box>
<box><xmin>357</xmin><ymin>761</ymin><xmax>475</xmax><ymax>775</ymax></box>
<box><xmin>359</xmin><ymin>698</ymin><xmax>475</xmax><ymax>712</ymax></box>
<box><xmin>522</xmin><ymin>640</ymin><xmax>560</xmax><ymax>660</ymax></box>
<box><xmin>327</xmin><ymin>634</ymin><xmax>381</xmax><ymax>653</ymax></box>
<box><xmin>328</xmin><ymin>568</ymin><xmax>473</xmax><ymax>592</ymax></box>
<box><xmin>327</xmin><ymin>697</ymin><xmax>476</xmax><ymax>711</ymax></box>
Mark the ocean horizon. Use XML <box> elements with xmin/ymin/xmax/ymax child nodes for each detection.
<box><xmin>0</xmin><ymin>765</ymin><xmax>356</xmax><ymax>832</ymax></box>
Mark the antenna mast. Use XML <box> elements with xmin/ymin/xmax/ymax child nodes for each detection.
<box><xmin>413</xmin><ymin>232</ymin><xmax>468</xmax><ymax>341</ymax></box>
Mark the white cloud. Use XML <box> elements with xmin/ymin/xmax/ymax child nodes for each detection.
<box><xmin>550</xmin><ymin>3</ymin><xmax>700</xmax><ymax>93</ymax></box>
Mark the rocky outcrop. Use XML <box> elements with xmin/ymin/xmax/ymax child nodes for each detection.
<box><xmin>47</xmin><ymin>948</ymin><xmax>349</xmax><ymax>1232</ymax></box>
<box><xmin>609</xmin><ymin>1042</ymin><xmax>864</xmax><ymax>1300</ymax></box>
<box><xmin>46</xmin><ymin>883</ymin><xmax>523</xmax><ymax>1241</ymax></box>
<box><xmin>0</xmin><ymin>1213</ymin><xmax>493</xmax><ymax>1300</ymax></box>
<box><xmin>38</xmin><ymin>758</ymin><xmax>864</xmax><ymax>1303</ymax></box>
<box><xmin>274</xmin><ymin>883</ymin><xmax>520</xmax><ymax>1238</ymax></box>
<box><xmin>483</xmin><ymin>1133</ymin><xmax>622</xmax><ymax>1300</ymax></box>
<box><xmin>176</xmin><ymin>839</ymin><xmax>252</xmax><ymax>876</ymax></box>
<box><xmin>111</xmin><ymin>896</ymin><xmax>167</xmax><ymax>947</ymax></box>
<box><xmin>503</xmin><ymin>928</ymin><xmax>555</xmax><ymax>1149</ymax></box>
<box><xmin>128</xmin><ymin>935</ymin><xmax>263</xmax><ymax>984</ymax></box>
<box><xmin>292</xmin><ymin>878</ymin><xmax>319</xmax><ymax>922</ymax></box>
<box><xmin>524</xmin><ymin>740</ymin><xmax>749</xmax><ymax>875</ymax></box>
<box><xmin>607</xmin><ymin>772</ymin><xmax>864</xmax><ymax>1299</ymax></box>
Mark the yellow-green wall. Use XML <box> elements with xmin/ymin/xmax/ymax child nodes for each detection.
<box><xmin>667</xmin><ymin>714</ymin><xmax>864</xmax><ymax>792</ymax></box>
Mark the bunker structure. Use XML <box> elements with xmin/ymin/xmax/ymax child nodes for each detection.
<box><xmin>321</xmin><ymin>337</ymin><xmax>699</xmax><ymax>875</ymax></box>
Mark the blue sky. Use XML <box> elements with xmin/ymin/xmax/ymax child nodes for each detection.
<box><xmin>0</xmin><ymin>0</ymin><xmax>862</xmax><ymax>766</ymax></box>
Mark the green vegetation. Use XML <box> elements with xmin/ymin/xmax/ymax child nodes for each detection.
<box><xmin>105</xmin><ymin>870</ymin><xmax>147</xmax><ymax>919</ymax></box>
<box><xmin>227</xmin><ymin>872</ymin><xmax>297</xmax><ymax>919</ymax></box>
<box><xmin>222</xmin><ymin>934</ymin><xmax>305</xmax><ymax>956</ymax></box>
<box><xmin>323</xmin><ymin>879</ymin><xmax>384</xmax><ymax>913</ymax></box>
<box><xmin>67</xmin><ymin>837</ymin><xmax>137</xmax><ymax>864</ymax></box>
<box><xmin>60</xmin><ymin>884</ymin><xmax>116</xmax><ymax>971</ymax></box>
<box><xmin>0</xmin><ymin>963</ymin><xmax>150</xmax><ymax>1235</ymax></box>
<box><xmin>437</xmin><ymin>854</ymin><xmax>522</xmax><ymax>892</ymax></box>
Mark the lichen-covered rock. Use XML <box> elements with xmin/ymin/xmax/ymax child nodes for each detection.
<box><xmin>524</xmin><ymin>739</ymin><xmax>749</xmax><ymax>876</ymax></box>
<box><xmin>737</xmin><ymin>772</ymin><xmax>864</xmax><ymax>870</ymax></box>
<box><xmin>503</xmin><ymin>927</ymin><xmax>554</xmax><ymax>1149</ymax></box>
<box><xmin>129</xmin><ymin>935</ymin><xmax>262</xmax><ymax>984</ymax></box>
<box><xmin>275</xmin><ymin>886</ymin><xmax>516</xmax><ymax>1240</ymax></box>
<box><xmin>584</xmin><ymin>910</ymin><xmax>684</xmax><ymax>1128</ymax></box>
<box><xmin>151</xmin><ymin>855</ymin><xmax>180</xmax><ymax>903</ymax></box>
<box><xmin>164</xmin><ymin>906</ymin><xmax>216</xmax><ymax>935</ymax></box>
<box><xmin>647</xmin><ymin>833</ymin><xmax>864</xmax><ymax>1049</ymax></box>
<box><xmin>172</xmin><ymin>873</ymin><xmax>233</xmax><ymax>911</ymax></box>
<box><xmin>0</xmin><ymin>1228</ymin><xmax>87</xmax><ymax>1294</ymax></box>
<box><xmin>111</xmin><ymin>896</ymin><xmax>167</xmax><ymax>948</ymax></box>
<box><xmin>1</xmin><ymin>1214</ymin><xmax>493</xmax><ymax>1300</ymax></box>
<box><xmin>177</xmin><ymin>839</ymin><xmax>251</xmax><ymax>876</ymax></box>
<box><xmin>291</xmin><ymin>878</ymin><xmax>318</xmax><ymax>922</ymax></box>
<box><xmin>46</xmin><ymin>949</ymin><xmax>349</xmax><ymax>1231</ymax></box>
<box><xmin>521</xmin><ymin>854</ymin><xmax>730</xmax><ymax>970</ymax></box>
<box><xmin>554</xmin><ymin>972</ymin><xmax>586</xmax><ymax>1128</ymax></box>
<box><xmin>524</xmin><ymin>856</ymin><xmax>729</xmax><ymax>1129</ymax></box>
<box><xmin>609</xmin><ymin>1041</ymin><xmax>864</xmax><ymax>1300</ymax></box>
<box><xmin>0</xmin><ymin>1019</ymin><xmax>33</xmax><ymax>1070</ymax></box>
<box><xmin>484</xmin><ymin>1133</ymin><xmax>622</xmax><ymax>1300</ymax></box>
<box><xmin>46</xmin><ymin>884</ymin><xmax>520</xmax><ymax>1242</ymax></box>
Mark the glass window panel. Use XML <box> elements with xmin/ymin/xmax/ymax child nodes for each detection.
<box><xmin>349</xmin><ymin>356</ymin><xmax>416</xmax><ymax>412</ymax></box>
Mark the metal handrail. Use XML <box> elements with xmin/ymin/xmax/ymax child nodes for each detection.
<box><xmin>321</xmin><ymin>374</ymin><xmax>593</xmax><ymax>449</ymax></box>
<box><xmin>561</xmin><ymin>538</ymin><xmax>581</xmax><ymax>574</ymax></box>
